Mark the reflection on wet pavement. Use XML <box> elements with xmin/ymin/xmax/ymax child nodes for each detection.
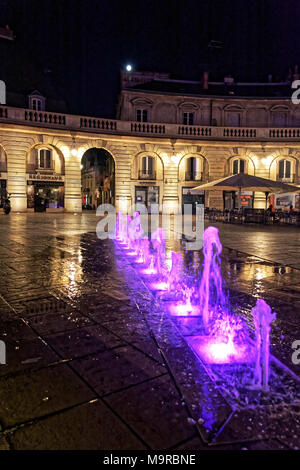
<box><xmin>0</xmin><ymin>213</ymin><xmax>299</xmax><ymax>450</ymax></box>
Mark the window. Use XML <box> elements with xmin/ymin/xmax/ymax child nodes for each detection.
<box><xmin>278</xmin><ymin>160</ymin><xmax>291</xmax><ymax>179</ymax></box>
<box><xmin>139</xmin><ymin>156</ymin><xmax>155</xmax><ymax>179</ymax></box>
<box><xmin>233</xmin><ymin>159</ymin><xmax>245</xmax><ymax>174</ymax></box>
<box><xmin>39</xmin><ymin>149</ymin><xmax>52</xmax><ymax>169</ymax></box>
<box><xmin>136</xmin><ymin>109</ymin><xmax>148</xmax><ymax>122</ymax></box>
<box><xmin>185</xmin><ymin>157</ymin><xmax>202</xmax><ymax>180</ymax></box>
<box><xmin>32</xmin><ymin>98</ymin><xmax>42</xmax><ymax>111</ymax></box>
<box><xmin>142</xmin><ymin>156</ymin><xmax>154</xmax><ymax>174</ymax></box>
<box><xmin>183</xmin><ymin>112</ymin><xmax>194</xmax><ymax>125</ymax></box>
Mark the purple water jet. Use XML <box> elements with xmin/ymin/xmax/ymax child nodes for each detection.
<box><xmin>199</xmin><ymin>226</ymin><xmax>228</xmax><ymax>330</ymax></box>
<box><xmin>151</xmin><ymin>228</ymin><xmax>166</xmax><ymax>277</ymax></box>
<box><xmin>252</xmin><ymin>299</ymin><xmax>277</xmax><ymax>392</ymax></box>
<box><xmin>115</xmin><ymin>221</ymin><xmax>279</xmax><ymax>393</ymax></box>
<box><xmin>169</xmin><ymin>252</ymin><xmax>184</xmax><ymax>292</ymax></box>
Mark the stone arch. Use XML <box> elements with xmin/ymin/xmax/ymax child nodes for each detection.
<box><xmin>131</xmin><ymin>150</ymin><xmax>164</xmax><ymax>181</ymax></box>
<box><xmin>81</xmin><ymin>145</ymin><xmax>116</xmax><ymax>208</ymax></box>
<box><xmin>225</xmin><ymin>152</ymin><xmax>255</xmax><ymax>176</ymax></box>
<box><xmin>26</xmin><ymin>142</ymin><xmax>65</xmax><ymax>175</ymax></box>
<box><xmin>178</xmin><ymin>153</ymin><xmax>209</xmax><ymax>182</ymax></box>
<box><xmin>178</xmin><ymin>101</ymin><xmax>200</xmax><ymax>111</ymax></box>
<box><xmin>78</xmin><ymin>141</ymin><xmax>117</xmax><ymax>166</ymax></box>
<box><xmin>269</xmin><ymin>153</ymin><xmax>299</xmax><ymax>182</ymax></box>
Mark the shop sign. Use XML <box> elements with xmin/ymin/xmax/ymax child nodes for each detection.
<box><xmin>27</xmin><ymin>174</ymin><xmax>65</xmax><ymax>182</ymax></box>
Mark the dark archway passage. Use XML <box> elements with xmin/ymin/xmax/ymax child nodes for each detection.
<box><xmin>81</xmin><ymin>148</ymin><xmax>115</xmax><ymax>209</ymax></box>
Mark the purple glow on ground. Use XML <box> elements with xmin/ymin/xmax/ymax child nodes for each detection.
<box><xmin>141</xmin><ymin>267</ymin><xmax>157</xmax><ymax>275</ymax></box>
<box><xmin>149</xmin><ymin>281</ymin><xmax>169</xmax><ymax>291</ymax></box>
<box><xmin>188</xmin><ymin>336</ymin><xmax>255</xmax><ymax>364</ymax></box>
<box><xmin>168</xmin><ymin>301</ymin><xmax>200</xmax><ymax>316</ymax></box>
<box><xmin>115</xmin><ymin>216</ymin><xmax>276</xmax><ymax>389</ymax></box>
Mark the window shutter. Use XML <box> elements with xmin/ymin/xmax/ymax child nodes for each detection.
<box><xmin>40</xmin><ymin>150</ymin><xmax>44</xmax><ymax>168</ymax></box>
<box><xmin>142</xmin><ymin>110</ymin><xmax>148</xmax><ymax>122</ymax></box>
<box><xmin>148</xmin><ymin>156</ymin><xmax>153</xmax><ymax>174</ymax></box>
<box><xmin>46</xmin><ymin>150</ymin><xmax>51</xmax><ymax>169</ymax></box>
<box><xmin>279</xmin><ymin>160</ymin><xmax>284</xmax><ymax>178</ymax></box>
<box><xmin>240</xmin><ymin>159</ymin><xmax>245</xmax><ymax>173</ymax></box>
<box><xmin>34</xmin><ymin>149</ymin><xmax>38</xmax><ymax>168</ymax></box>
<box><xmin>142</xmin><ymin>156</ymin><xmax>146</xmax><ymax>172</ymax></box>
<box><xmin>233</xmin><ymin>160</ymin><xmax>238</xmax><ymax>174</ymax></box>
<box><xmin>285</xmin><ymin>160</ymin><xmax>291</xmax><ymax>178</ymax></box>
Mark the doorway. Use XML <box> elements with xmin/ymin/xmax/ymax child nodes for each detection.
<box><xmin>135</xmin><ymin>186</ymin><xmax>159</xmax><ymax>208</ymax></box>
<box><xmin>182</xmin><ymin>187</ymin><xmax>204</xmax><ymax>214</ymax></box>
<box><xmin>81</xmin><ymin>148</ymin><xmax>115</xmax><ymax>209</ymax></box>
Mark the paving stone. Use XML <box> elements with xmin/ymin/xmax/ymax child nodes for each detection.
<box><xmin>0</xmin><ymin>363</ymin><xmax>95</xmax><ymax>428</ymax></box>
<box><xmin>26</xmin><ymin>310</ymin><xmax>93</xmax><ymax>335</ymax></box>
<box><xmin>105</xmin><ymin>374</ymin><xmax>195</xmax><ymax>449</ymax></box>
<box><xmin>0</xmin><ymin>318</ymin><xmax>37</xmax><ymax>342</ymax></box>
<box><xmin>8</xmin><ymin>399</ymin><xmax>145</xmax><ymax>450</ymax></box>
<box><xmin>70</xmin><ymin>345</ymin><xmax>166</xmax><ymax>396</ymax></box>
<box><xmin>0</xmin><ymin>337</ymin><xmax>59</xmax><ymax>377</ymax></box>
<box><xmin>44</xmin><ymin>325</ymin><xmax>124</xmax><ymax>359</ymax></box>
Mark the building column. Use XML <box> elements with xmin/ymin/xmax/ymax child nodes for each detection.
<box><xmin>205</xmin><ymin>148</ymin><xmax>231</xmax><ymax>210</ymax></box>
<box><xmin>162</xmin><ymin>160</ymin><xmax>179</xmax><ymax>214</ymax></box>
<box><xmin>64</xmin><ymin>152</ymin><xmax>82</xmax><ymax>212</ymax></box>
<box><xmin>6</xmin><ymin>150</ymin><xmax>27</xmax><ymax>212</ymax></box>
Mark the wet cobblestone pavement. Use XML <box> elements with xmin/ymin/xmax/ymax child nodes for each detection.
<box><xmin>0</xmin><ymin>213</ymin><xmax>300</xmax><ymax>450</ymax></box>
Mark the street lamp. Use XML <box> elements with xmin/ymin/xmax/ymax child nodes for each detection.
<box><xmin>126</xmin><ymin>64</ymin><xmax>132</xmax><ymax>72</ymax></box>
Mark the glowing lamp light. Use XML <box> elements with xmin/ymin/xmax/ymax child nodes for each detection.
<box><xmin>170</xmin><ymin>154</ymin><xmax>180</xmax><ymax>164</ymax></box>
<box><xmin>126</xmin><ymin>64</ymin><xmax>132</xmax><ymax>72</ymax></box>
<box><xmin>261</xmin><ymin>156</ymin><xmax>272</xmax><ymax>166</ymax></box>
<box><xmin>71</xmin><ymin>148</ymin><xmax>78</xmax><ymax>157</ymax></box>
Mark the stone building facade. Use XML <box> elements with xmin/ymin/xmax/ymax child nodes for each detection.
<box><xmin>0</xmin><ymin>71</ymin><xmax>300</xmax><ymax>213</ymax></box>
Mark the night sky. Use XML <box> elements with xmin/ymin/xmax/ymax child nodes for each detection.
<box><xmin>0</xmin><ymin>0</ymin><xmax>300</xmax><ymax>118</ymax></box>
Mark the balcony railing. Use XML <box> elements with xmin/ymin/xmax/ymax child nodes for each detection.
<box><xmin>1</xmin><ymin>104</ymin><xmax>300</xmax><ymax>142</ymax></box>
<box><xmin>185</xmin><ymin>171</ymin><xmax>202</xmax><ymax>181</ymax></box>
<box><xmin>25</xmin><ymin>110</ymin><xmax>66</xmax><ymax>125</ymax></box>
<box><xmin>138</xmin><ymin>170</ymin><xmax>156</xmax><ymax>180</ymax></box>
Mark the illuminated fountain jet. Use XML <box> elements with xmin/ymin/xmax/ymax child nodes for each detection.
<box><xmin>199</xmin><ymin>226</ymin><xmax>228</xmax><ymax>330</ymax></box>
<box><xmin>151</xmin><ymin>227</ymin><xmax>166</xmax><ymax>277</ymax></box>
<box><xmin>252</xmin><ymin>299</ymin><xmax>277</xmax><ymax>392</ymax></box>
<box><xmin>168</xmin><ymin>286</ymin><xmax>200</xmax><ymax>316</ymax></box>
